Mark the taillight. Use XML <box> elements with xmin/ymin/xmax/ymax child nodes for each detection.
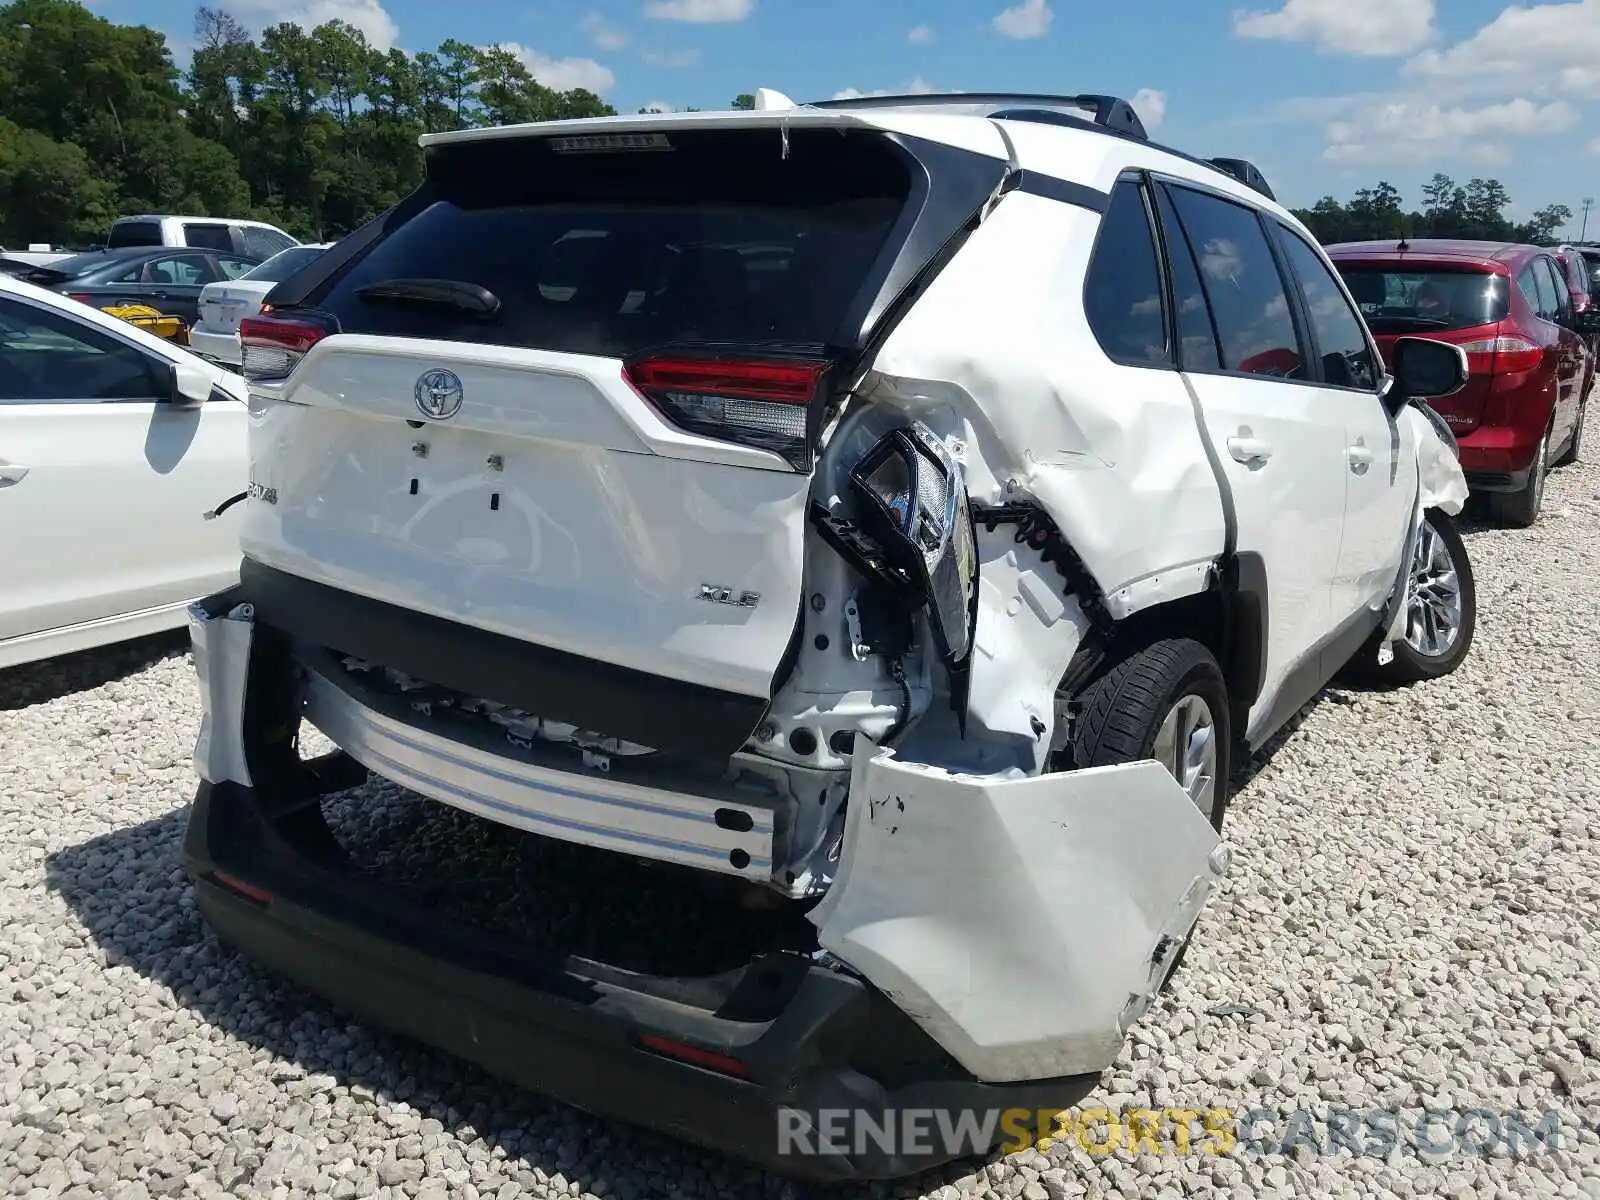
<box><xmin>635</xmin><ymin>1033</ymin><xmax>748</xmax><ymax>1078</ymax></box>
<box><xmin>1456</xmin><ymin>335</ymin><xmax>1543</xmax><ymax>376</ymax></box>
<box><xmin>67</xmin><ymin>293</ymin><xmax>92</xmax><ymax>304</ymax></box>
<box><xmin>624</xmin><ymin>355</ymin><xmax>830</xmax><ymax>471</ymax></box>
<box><xmin>239</xmin><ymin>312</ymin><xmax>335</xmax><ymax>382</ymax></box>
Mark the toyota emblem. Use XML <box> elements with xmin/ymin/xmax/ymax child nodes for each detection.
<box><xmin>414</xmin><ymin>368</ymin><xmax>464</xmax><ymax>420</ymax></box>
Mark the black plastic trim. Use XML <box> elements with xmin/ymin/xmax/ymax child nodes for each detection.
<box><xmin>235</xmin><ymin>558</ymin><xmax>769</xmax><ymax>760</ymax></box>
<box><xmin>1014</xmin><ymin>170</ymin><xmax>1111</xmax><ymax>213</ymax></box>
<box><xmin>1248</xmin><ymin>601</ymin><xmax>1380</xmax><ymax>751</ymax></box>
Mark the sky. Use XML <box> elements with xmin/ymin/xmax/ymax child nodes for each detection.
<box><xmin>98</xmin><ymin>0</ymin><xmax>1600</xmax><ymax>231</ymax></box>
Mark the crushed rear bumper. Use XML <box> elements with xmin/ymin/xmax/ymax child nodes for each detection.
<box><xmin>183</xmin><ymin>586</ymin><xmax>1228</xmax><ymax>1176</ymax></box>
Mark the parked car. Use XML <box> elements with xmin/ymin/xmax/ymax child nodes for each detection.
<box><xmin>182</xmin><ymin>91</ymin><xmax>1475</xmax><ymax>1180</ymax></box>
<box><xmin>1328</xmin><ymin>238</ymin><xmax>1594</xmax><ymax>527</ymax></box>
<box><xmin>14</xmin><ymin>247</ymin><xmax>264</xmax><ymax>334</ymax></box>
<box><xmin>0</xmin><ymin>271</ymin><xmax>248</xmax><ymax>669</ymax></box>
<box><xmin>107</xmin><ymin>215</ymin><xmax>300</xmax><ymax>260</ymax></box>
<box><xmin>189</xmin><ymin>244</ymin><xmax>334</xmax><ymax>367</ymax></box>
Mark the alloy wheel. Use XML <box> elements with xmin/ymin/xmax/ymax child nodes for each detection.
<box><xmin>1403</xmin><ymin>520</ymin><xmax>1465</xmax><ymax>659</ymax></box>
<box><xmin>1152</xmin><ymin>694</ymin><xmax>1218</xmax><ymax>825</ymax></box>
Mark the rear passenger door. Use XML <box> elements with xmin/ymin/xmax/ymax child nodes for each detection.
<box><xmin>1152</xmin><ymin>180</ymin><xmax>1348</xmax><ymax>745</ymax></box>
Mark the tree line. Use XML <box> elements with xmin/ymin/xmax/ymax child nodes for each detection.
<box><xmin>1290</xmin><ymin>178</ymin><xmax>1575</xmax><ymax>247</ymax></box>
<box><xmin>1</xmin><ymin>0</ymin><xmax>1581</xmax><ymax>252</ymax></box>
<box><xmin>0</xmin><ymin>0</ymin><xmax>755</xmax><ymax>248</ymax></box>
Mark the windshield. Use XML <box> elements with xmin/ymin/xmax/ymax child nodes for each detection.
<box><xmin>1336</xmin><ymin>266</ymin><xmax>1508</xmax><ymax>333</ymax></box>
<box><xmin>242</xmin><ymin>245</ymin><xmax>324</xmax><ymax>283</ymax></box>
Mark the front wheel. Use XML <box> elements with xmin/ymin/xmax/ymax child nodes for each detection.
<box><xmin>1488</xmin><ymin>428</ymin><xmax>1548</xmax><ymax>527</ymax></box>
<box><xmin>1371</xmin><ymin>507</ymin><xmax>1476</xmax><ymax>684</ymax></box>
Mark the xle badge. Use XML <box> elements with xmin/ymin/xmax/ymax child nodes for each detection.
<box><xmin>697</xmin><ymin>585</ymin><xmax>761</xmax><ymax>609</ymax></box>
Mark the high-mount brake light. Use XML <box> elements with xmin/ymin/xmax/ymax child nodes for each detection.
<box><xmin>624</xmin><ymin>355</ymin><xmax>829</xmax><ymax>471</ymax></box>
<box><xmin>1455</xmin><ymin>335</ymin><xmax>1542</xmax><ymax>376</ymax></box>
<box><xmin>239</xmin><ymin>313</ymin><xmax>334</xmax><ymax>382</ymax></box>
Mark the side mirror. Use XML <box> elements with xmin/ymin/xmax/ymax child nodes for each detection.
<box><xmin>167</xmin><ymin>359</ymin><xmax>213</xmax><ymax>409</ymax></box>
<box><xmin>1574</xmin><ymin>308</ymin><xmax>1600</xmax><ymax>336</ymax></box>
<box><xmin>1390</xmin><ymin>336</ymin><xmax>1469</xmax><ymax>403</ymax></box>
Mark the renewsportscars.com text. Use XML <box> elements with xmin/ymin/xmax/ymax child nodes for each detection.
<box><xmin>776</xmin><ymin>1105</ymin><xmax>1565</xmax><ymax>1160</ymax></box>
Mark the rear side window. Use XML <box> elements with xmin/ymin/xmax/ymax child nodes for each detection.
<box><xmin>1164</xmin><ymin>184</ymin><xmax>1304</xmax><ymax>379</ymax></box>
<box><xmin>1523</xmin><ymin>260</ymin><xmax>1563</xmax><ymax>323</ymax></box>
<box><xmin>1275</xmin><ymin>225</ymin><xmax>1379</xmax><ymax>391</ymax></box>
<box><xmin>1083</xmin><ymin>179</ymin><xmax>1169</xmax><ymax>367</ymax></box>
<box><xmin>1340</xmin><ymin>266</ymin><xmax>1507</xmax><ymax>332</ymax></box>
<box><xmin>182</xmin><ymin>223</ymin><xmax>234</xmax><ymax>252</ymax></box>
<box><xmin>107</xmin><ymin>221</ymin><xmax>162</xmax><ymax>249</ymax></box>
<box><xmin>311</xmin><ymin>129</ymin><xmax>913</xmax><ymax>358</ymax></box>
<box><xmin>1537</xmin><ymin>258</ymin><xmax>1570</xmax><ymax>321</ymax></box>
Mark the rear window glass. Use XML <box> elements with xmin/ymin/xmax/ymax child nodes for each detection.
<box><xmin>107</xmin><ymin>221</ymin><xmax>162</xmax><ymax>249</ymax></box>
<box><xmin>312</xmin><ymin>129</ymin><xmax>912</xmax><ymax>357</ymax></box>
<box><xmin>1335</xmin><ymin>267</ymin><xmax>1508</xmax><ymax>333</ymax></box>
<box><xmin>243</xmin><ymin>246</ymin><xmax>324</xmax><ymax>283</ymax></box>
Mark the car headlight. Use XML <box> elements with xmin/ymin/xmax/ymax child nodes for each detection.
<box><xmin>848</xmin><ymin>422</ymin><xmax>978</xmax><ymax>667</ymax></box>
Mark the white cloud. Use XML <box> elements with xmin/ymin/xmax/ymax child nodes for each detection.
<box><xmin>643</xmin><ymin>0</ymin><xmax>753</xmax><ymax>22</ymax></box>
<box><xmin>993</xmin><ymin>0</ymin><xmax>1051</xmax><ymax>39</ymax></box>
<box><xmin>1323</xmin><ymin>96</ymin><xmax>1578</xmax><ymax>165</ymax></box>
<box><xmin>907</xmin><ymin>23</ymin><xmax>935</xmax><ymax>44</ymax></box>
<box><xmin>580</xmin><ymin>11</ymin><xmax>629</xmax><ymax>49</ymax></box>
<box><xmin>831</xmin><ymin>77</ymin><xmax>938</xmax><ymax>100</ymax></box>
<box><xmin>235</xmin><ymin>0</ymin><xmax>399</xmax><ymax>49</ymax></box>
<box><xmin>1233</xmin><ymin>0</ymin><xmax>1434</xmax><ymax>56</ymax></box>
<box><xmin>497</xmin><ymin>42</ymin><xmax>617</xmax><ymax>94</ymax></box>
<box><xmin>1404</xmin><ymin>0</ymin><xmax>1600</xmax><ymax>95</ymax></box>
<box><xmin>642</xmin><ymin>47</ymin><xmax>701</xmax><ymax>67</ymax></box>
<box><xmin>1130</xmin><ymin>87</ymin><xmax>1167</xmax><ymax>132</ymax></box>
<box><xmin>1590</xmin><ymin>135</ymin><xmax>1600</xmax><ymax>154</ymax></box>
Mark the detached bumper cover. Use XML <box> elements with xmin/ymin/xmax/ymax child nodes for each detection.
<box><xmin>185</xmin><ymin>590</ymin><xmax>1228</xmax><ymax>1175</ymax></box>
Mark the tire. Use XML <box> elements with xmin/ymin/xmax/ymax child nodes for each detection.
<box><xmin>1068</xmin><ymin>637</ymin><xmax>1231</xmax><ymax>990</ymax></box>
<box><xmin>1368</xmin><ymin>507</ymin><xmax>1476</xmax><ymax>685</ymax></box>
<box><xmin>1488</xmin><ymin>428</ymin><xmax>1548</xmax><ymax>527</ymax></box>
<box><xmin>1553</xmin><ymin>399</ymin><xmax>1585</xmax><ymax>468</ymax></box>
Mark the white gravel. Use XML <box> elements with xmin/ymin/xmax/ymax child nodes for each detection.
<box><xmin>3</xmin><ymin>457</ymin><xmax>1599</xmax><ymax>1200</ymax></box>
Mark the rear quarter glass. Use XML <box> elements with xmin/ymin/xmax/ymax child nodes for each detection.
<box><xmin>307</xmin><ymin>128</ymin><xmax>917</xmax><ymax>359</ymax></box>
<box><xmin>1336</xmin><ymin>266</ymin><xmax>1508</xmax><ymax>334</ymax></box>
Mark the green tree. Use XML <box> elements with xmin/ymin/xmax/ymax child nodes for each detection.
<box><xmin>731</xmin><ymin>92</ymin><xmax>755</xmax><ymax>110</ymax></box>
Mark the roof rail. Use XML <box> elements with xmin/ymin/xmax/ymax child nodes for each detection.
<box><xmin>808</xmin><ymin>91</ymin><xmax>1149</xmax><ymax>141</ymax></box>
<box><xmin>1205</xmin><ymin>157</ymin><xmax>1276</xmax><ymax>202</ymax></box>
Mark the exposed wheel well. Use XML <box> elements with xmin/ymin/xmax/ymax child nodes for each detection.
<box><xmin>1083</xmin><ymin>555</ymin><xmax>1267</xmax><ymax>741</ymax></box>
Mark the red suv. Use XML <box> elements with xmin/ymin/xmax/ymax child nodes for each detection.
<box><xmin>1327</xmin><ymin>239</ymin><xmax>1595</xmax><ymax>527</ymax></box>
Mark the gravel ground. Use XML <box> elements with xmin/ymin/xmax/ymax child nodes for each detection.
<box><xmin>3</xmin><ymin>457</ymin><xmax>1599</xmax><ymax>1200</ymax></box>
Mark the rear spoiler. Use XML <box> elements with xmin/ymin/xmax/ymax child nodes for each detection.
<box><xmin>0</xmin><ymin>256</ymin><xmax>69</xmax><ymax>284</ymax></box>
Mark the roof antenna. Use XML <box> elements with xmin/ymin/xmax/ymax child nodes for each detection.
<box><xmin>1397</xmin><ymin>221</ymin><xmax>1410</xmax><ymax>253</ymax></box>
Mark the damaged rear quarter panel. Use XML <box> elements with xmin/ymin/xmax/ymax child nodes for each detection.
<box><xmin>807</xmin><ymin>746</ymin><xmax>1227</xmax><ymax>1084</ymax></box>
<box><xmin>865</xmin><ymin>191</ymin><xmax>1227</xmax><ymax>604</ymax></box>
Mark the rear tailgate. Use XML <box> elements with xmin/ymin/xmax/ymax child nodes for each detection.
<box><xmin>1337</xmin><ymin>260</ymin><xmax>1509</xmax><ymax>434</ymax></box>
<box><xmin>238</xmin><ymin>120</ymin><xmax>1009</xmax><ymax>758</ymax></box>
<box><xmin>199</xmin><ymin>282</ymin><xmax>272</xmax><ymax>332</ymax></box>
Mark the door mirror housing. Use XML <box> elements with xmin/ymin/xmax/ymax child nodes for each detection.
<box><xmin>1389</xmin><ymin>336</ymin><xmax>1469</xmax><ymax>405</ymax></box>
<box><xmin>1573</xmin><ymin>307</ymin><xmax>1600</xmax><ymax>336</ymax></box>
<box><xmin>167</xmin><ymin>358</ymin><xmax>213</xmax><ymax>409</ymax></box>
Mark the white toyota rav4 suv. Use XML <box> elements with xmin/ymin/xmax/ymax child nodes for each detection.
<box><xmin>183</xmin><ymin>90</ymin><xmax>1476</xmax><ymax>1179</ymax></box>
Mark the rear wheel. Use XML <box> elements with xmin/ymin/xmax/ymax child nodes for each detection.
<box><xmin>1067</xmin><ymin>637</ymin><xmax>1231</xmax><ymax>988</ymax></box>
<box><xmin>1553</xmin><ymin>399</ymin><xmax>1585</xmax><ymax>468</ymax></box>
<box><xmin>1488</xmin><ymin>428</ymin><xmax>1548</xmax><ymax>527</ymax></box>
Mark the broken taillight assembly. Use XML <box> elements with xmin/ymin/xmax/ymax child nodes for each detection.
<box><xmin>239</xmin><ymin>312</ymin><xmax>336</xmax><ymax>382</ymax></box>
<box><xmin>623</xmin><ymin>354</ymin><xmax>830</xmax><ymax>471</ymax></box>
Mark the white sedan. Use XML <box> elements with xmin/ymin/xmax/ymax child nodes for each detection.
<box><xmin>0</xmin><ymin>271</ymin><xmax>247</xmax><ymax>668</ymax></box>
<box><xmin>189</xmin><ymin>243</ymin><xmax>332</xmax><ymax>367</ymax></box>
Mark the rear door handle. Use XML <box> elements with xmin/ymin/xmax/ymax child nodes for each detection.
<box><xmin>1227</xmin><ymin>435</ymin><xmax>1274</xmax><ymax>465</ymax></box>
<box><xmin>0</xmin><ymin>463</ymin><xmax>30</xmax><ymax>486</ymax></box>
